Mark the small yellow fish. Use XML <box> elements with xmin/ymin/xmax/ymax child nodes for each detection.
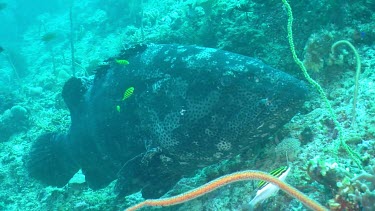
<box><xmin>41</xmin><ymin>32</ymin><xmax>57</xmax><ymax>43</ymax></box>
<box><xmin>115</xmin><ymin>59</ymin><xmax>130</xmax><ymax>65</ymax></box>
<box><xmin>122</xmin><ymin>87</ymin><xmax>134</xmax><ymax>101</ymax></box>
<box><xmin>116</xmin><ymin>105</ymin><xmax>121</xmax><ymax>112</ymax></box>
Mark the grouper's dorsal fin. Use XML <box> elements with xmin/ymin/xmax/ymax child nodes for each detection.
<box><xmin>62</xmin><ymin>77</ymin><xmax>88</xmax><ymax>113</ymax></box>
<box><xmin>91</xmin><ymin>44</ymin><xmax>148</xmax><ymax>82</ymax></box>
<box><xmin>93</xmin><ymin>64</ymin><xmax>110</xmax><ymax>81</ymax></box>
<box><xmin>119</xmin><ymin>43</ymin><xmax>148</xmax><ymax>58</ymax></box>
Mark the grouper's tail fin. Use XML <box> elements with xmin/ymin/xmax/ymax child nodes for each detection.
<box><xmin>26</xmin><ymin>132</ymin><xmax>80</xmax><ymax>187</ymax></box>
<box><xmin>26</xmin><ymin>77</ymin><xmax>88</xmax><ymax>186</ymax></box>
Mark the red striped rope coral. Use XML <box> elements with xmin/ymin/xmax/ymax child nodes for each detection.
<box><xmin>124</xmin><ymin>170</ymin><xmax>328</xmax><ymax>211</ymax></box>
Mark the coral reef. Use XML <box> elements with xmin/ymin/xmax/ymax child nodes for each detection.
<box><xmin>0</xmin><ymin>105</ymin><xmax>29</xmax><ymax>142</ymax></box>
<box><xmin>349</xmin><ymin>165</ymin><xmax>375</xmax><ymax>210</ymax></box>
<box><xmin>0</xmin><ymin>0</ymin><xmax>374</xmax><ymax>210</ymax></box>
<box><xmin>307</xmin><ymin>158</ymin><xmax>375</xmax><ymax>211</ymax></box>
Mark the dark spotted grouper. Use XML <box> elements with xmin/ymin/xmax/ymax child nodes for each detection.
<box><xmin>27</xmin><ymin>44</ymin><xmax>308</xmax><ymax>198</ymax></box>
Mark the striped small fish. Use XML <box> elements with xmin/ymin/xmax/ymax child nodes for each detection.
<box><xmin>249</xmin><ymin>166</ymin><xmax>291</xmax><ymax>210</ymax></box>
<box><xmin>122</xmin><ymin>87</ymin><xmax>134</xmax><ymax>101</ymax></box>
<box><xmin>257</xmin><ymin>166</ymin><xmax>289</xmax><ymax>189</ymax></box>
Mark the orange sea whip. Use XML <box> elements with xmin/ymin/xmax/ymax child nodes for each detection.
<box><xmin>124</xmin><ymin>170</ymin><xmax>328</xmax><ymax>211</ymax></box>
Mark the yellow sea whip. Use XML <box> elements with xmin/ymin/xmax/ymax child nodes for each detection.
<box><xmin>124</xmin><ymin>170</ymin><xmax>328</xmax><ymax>211</ymax></box>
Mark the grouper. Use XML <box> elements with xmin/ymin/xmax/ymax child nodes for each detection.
<box><xmin>26</xmin><ymin>44</ymin><xmax>308</xmax><ymax>199</ymax></box>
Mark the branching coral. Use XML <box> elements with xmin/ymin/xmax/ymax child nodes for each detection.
<box><xmin>349</xmin><ymin>165</ymin><xmax>375</xmax><ymax>210</ymax></box>
<box><xmin>307</xmin><ymin>158</ymin><xmax>375</xmax><ymax>210</ymax></box>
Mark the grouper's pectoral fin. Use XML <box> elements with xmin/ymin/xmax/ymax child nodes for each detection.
<box><xmin>80</xmin><ymin>158</ymin><xmax>118</xmax><ymax>190</ymax></box>
<box><xmin>115</xmin><ymin>149</ymin><xmax>183</xmax><ymax>199</ymax></box>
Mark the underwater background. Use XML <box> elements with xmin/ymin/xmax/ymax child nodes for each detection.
<box><xmin>0</xmin><ymin>0</ymin><xmax>375</xmax><ymax>210</ymax></box>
